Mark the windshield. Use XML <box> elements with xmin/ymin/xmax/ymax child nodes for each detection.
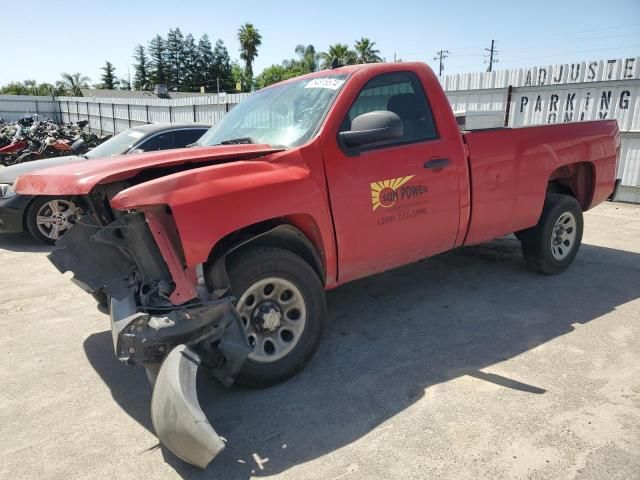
<box><xmin>85</xmin><ymin>129</ymin><xmax>146</xmax><ymax>159</ymax></box>
<box><xmin>197</xmin><ymin>75</ymin><xmax>348</xmax><ymax>148</ymax></box>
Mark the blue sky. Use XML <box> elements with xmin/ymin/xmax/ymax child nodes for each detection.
<box><xmin>2</xmin><ymin>0</ymin><xmax>639</xmax><ymax>86</ymax></box>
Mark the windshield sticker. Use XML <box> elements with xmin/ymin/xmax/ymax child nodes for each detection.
<box><xmin>305</xmin><ymin>78</ymin><xmax>345</xmax><ymax>90</ymax></box>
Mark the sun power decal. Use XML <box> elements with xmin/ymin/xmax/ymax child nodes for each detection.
<box><xmin>371</xmin><ymin>176</ymin><xmax>415</xmax><ymax>211</ymax></box>
<box><xmin>370</xmin><ymin>175</ymin><xmax>433</xmax><ymax>211</ymax></box>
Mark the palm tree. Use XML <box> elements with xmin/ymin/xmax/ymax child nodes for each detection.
<box><xmin>354</xmin><ymin>38</ymin><xmax>382</xmax><ymax>64</ymax></box>
<box><xmin>60</xmin><ymin>72</ymin><xmax>90</xmax><ymax>96</ymax></box>
<box><xmin>320</xmin><ymin>44</ymin><xmax>357</xmax><ymax>69</ymax></box>
<box><xmin>237</xmin><ymin>23</ymin><xmax>262</xmax><ymax>85</ymax></box>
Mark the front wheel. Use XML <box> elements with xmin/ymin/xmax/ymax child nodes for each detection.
<box><xmin>519</xmin><ymin>193</ymin><xmax>584</xmax><ymax>274</ymax></box>
<box><xmin>26</xmin><ymin>196</ymin><xmax>82</xmax><ymax>244</ymax></box>
<box><xmin>220</xmin><ymin>246</ymin><xmax>327</xmax><ymax>388</ymax></box>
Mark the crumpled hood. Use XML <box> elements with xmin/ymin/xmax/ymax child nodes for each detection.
<box><xmin>14</xmin><ymin>144</ymin><xmax>283</xmax><ymax>195</ymax></box>
<box><xmin>0</xmin><ymin>155</ymin><xmax>84</xmax><ymax>184</ymax></box>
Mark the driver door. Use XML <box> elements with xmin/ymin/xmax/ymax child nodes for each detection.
<box><xmin>323</xmin><ymin>71</ymin><xmax>461</xmax><ymax>283</ymax></box>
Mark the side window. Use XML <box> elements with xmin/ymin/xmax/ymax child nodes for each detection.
<box><xmin>173</xmin><ymin>129</ymin><xmax>207</xmax><ymax>148</ymax></box>
<box><xmin>342</xmin><ymin>72</ymin><xmax>437</xmax><ymax>145</ymax></box>
<box><xmin>136</xmin><ymin>132</ymin><xmax>174</xmax><ymax>152</ymax></box>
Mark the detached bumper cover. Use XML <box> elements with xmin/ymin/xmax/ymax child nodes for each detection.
<box><xmin>151</xmin><ymin>345</ymin><xmax>226</xmax><ymax>469</ymax></box>
<box><xmin>110</xmin><ymin>294</ymin><xmax>251</xmax><ymax>469</ymax></box>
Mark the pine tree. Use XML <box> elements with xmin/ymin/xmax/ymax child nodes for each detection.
<box><xmin>118</xmin><ymin>76</ymin><xmax>131</xmax><ymax>91</ymax></box>
<box><xmin>132</xmin><ymin>44</ymin><xmax>150</xmax><ymax>90</ymax></box>
<box><xmin>197</xmin><ymin>34</ymin><xmax>214</xmax><ymax>91</ymax></box>
<box><xmin>181</xmin><ymin>34</ymin><xmax>200</xmax><ymax>92</ymax></box>
<box><xmin>212</xmin><ymin>39</ymin><xmax>232</xmax><ymax>92</ymax></box>
<box><xmin>166</xmin><ymin>28</ymin><xmax>185</xmax><ymax>91</ymax></box>
<box><xmin>100</xmin><ymin>61</ymin><xmax>117</xmax><ymax>90</ymax></box>
<box><xmin>148</xmin><ymin>35</ymin><xmax>167</xmax><ymax>86</ymax></box>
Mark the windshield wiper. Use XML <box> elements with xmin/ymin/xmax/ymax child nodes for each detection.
<box><xmin>218</xmin><ymin>137</ymin><xmax>255</xmax><ymax>145</ymax></box>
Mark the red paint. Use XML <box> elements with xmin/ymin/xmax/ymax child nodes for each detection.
<box><xmin>145</xmin><ymin>208</ymin><xmax>198</xmax><ymax>305</ymax></box>
<box><xmin>15</xmin><ymin>144</ymin><xmax>283</xmax><ymax>195</ymax></box>
<box><xmin>0</xmin><ymin>139</ymin><xmax>27</xmax><ymax>154</ymax></box>
<box><xmin>15</xmin><ymin>63</ymin><xmax>619</xmax><ymax>303</ymax></box>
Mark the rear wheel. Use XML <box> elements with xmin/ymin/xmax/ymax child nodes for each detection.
<box><xmin>26</xmin><ymin>196</ymin><xmax>82</xmax><ymax>244</ymax></box>
<box><xmin>221</xmin><ymin>246</ymin><xmax>327</xmax><ymax>388</ymax></box>
<box><xmin>519</xmin><ymin>193</ymin><xmax>583</xmax><ymax>274</ymax></box>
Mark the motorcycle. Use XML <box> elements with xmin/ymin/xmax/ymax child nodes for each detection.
<box><xmin>0</xmin><ymin>117</ymin><xmax>108</xmax><ymax>166</ymax></box>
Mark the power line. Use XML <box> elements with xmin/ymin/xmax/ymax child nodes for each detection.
<box><xmin>433</xmin><ymin>49</ymin><xmax>450</xmax><ymax>77</ymax></box>
<box><xmin>484</xmin><ymin>40</ymin><xmax>498</xmax><ymax>72</ymax></box>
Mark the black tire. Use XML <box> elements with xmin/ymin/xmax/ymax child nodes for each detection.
<box><xmin>223</xmin><ymin>246</ymin><xmax>327</xmax><ymax>388</ymax></box>
<box><xmin>519</xmin><ymin>193</ymin><xmax>583</xmax><ymax>274</ymax></box>
<box><xmin>25</xmin><ymin>196</ymin><xmax>77</xmax><ymax>245</ymax></box>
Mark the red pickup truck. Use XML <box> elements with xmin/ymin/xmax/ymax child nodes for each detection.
<box><xmin>16</xmin><ymin>62</ymin><xmax>620</xmax><ymax>468</ymax></box>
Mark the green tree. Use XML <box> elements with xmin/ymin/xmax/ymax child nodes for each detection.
<box><xmin>354</xmin><ymin>38</ymin><xmax>382</xmax><ymax>64</ymax></box>
<box><xmin>0</xmin><ymin>80</ymin><xmax>66</xmax><ymax>96</ymax></box>
<box><xmin>118</xmin><ymin>76</ymin><xmax>131</xmax><ymax>91</ymax></box>
<box><xmin>148</xmin><ymin>34</ymin><xmax>167</xmax><ymax>86</ymax></box>
<box><xmin>132</xmin><ymin>44</ymin><xmax>150</xmax><ymax>90</ymax></box>
<box><xmin>212</xmin><ymin>39</ymin><xmax>232</xmax><ymax>92</ymax></box>
<box><xmin>196</xmin><ymin>34</ymin><xmax>214</xmax><ymax>91</ymax></box>
<box><xmin>60</xmin><ymin>72</ymin><xmax>90</xmax><ymax>96</ymax></box>
<box><xmin>237</xmin><ymin>23</ymin><xmax>262</xmax><ymax>85</ymax></box>
<box><xmin>294</xmin><ymin>44</ymin><xmax>319</xmax><ymax>72</ymax></box>
<box><xmin>182</xmin><ymin>33</ymin><xmax>200</xmax><ymax>91</ymax></box>
<box><xmin>320</xmin><ymin>44</ymin><xmax>357</xmax><ymax>69</ymax></box>
<box><xmin>0</xmin><ymin>81</ymin><xmax>30</xmax><ymax>95</ymax></box>
<box><xmin>166</xmin><ymin>28</ymin><xmax>185</xmax><ymax>90</ymax></box>
<box><xmin>231</xmin><ymin>61</ymin><xmax>250</xmax><ymax>92</ymax></box>
<box><xmin>100</xmin><ymin>61</ymin><xmax>117</xmax><ymax>89</ymax></box>
<box><xmin>255</xmin><ymin>64</ymin><xmax>303</xmax><ymax>89</ymax></box>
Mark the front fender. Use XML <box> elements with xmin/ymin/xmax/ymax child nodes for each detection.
<box><xmin>110</xmin><ymin>146</ymin><xmax>337</xmax><ymax>284</ymax></box>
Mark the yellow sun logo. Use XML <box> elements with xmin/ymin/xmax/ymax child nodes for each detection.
<box><xmin>371</xmin><ymin>176</ymin><xmax>415</xmax><ymax>211</ymax></box>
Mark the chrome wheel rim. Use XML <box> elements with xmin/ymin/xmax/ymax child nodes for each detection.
<box><xmin>551</xmin><ymin>211</ymin><xmax>577</xmax><ymax>260</ymax></box>
<box><xmin>35</xmin><ymin>199</ymin><xmax>78</xmax><ymax>240</ymax></box>
<box><xmin>236</xmin><ymin>277</ymin><xmax>307</xmax><ymax>363</ymax></box>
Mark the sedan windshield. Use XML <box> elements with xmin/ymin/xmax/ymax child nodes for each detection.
<box><xmin>197</xmin><ymin>75</ymin><xmax>348</xmax><ymax>149</ymax></box>
<box><xmin>85</xmin><ymin>129</ymin><xmax>146</xmax><ymax>159</ymax></box>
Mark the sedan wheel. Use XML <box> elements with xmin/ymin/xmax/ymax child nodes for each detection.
<box><xmin>26</xmin><ymin>197</ymin><xmax>82</xmax><ymax>244</ymax></box>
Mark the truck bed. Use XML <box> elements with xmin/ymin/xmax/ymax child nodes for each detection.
<box><xmin>462</xmin><ymin>120</ymin><xmax>619</xmax><ymax>245</ymax></box>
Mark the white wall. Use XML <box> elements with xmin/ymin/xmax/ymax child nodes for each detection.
<box><xmin>441</xmin><ymin>56</ymin><xmax>640</xmax><ymax>202</ymax></box>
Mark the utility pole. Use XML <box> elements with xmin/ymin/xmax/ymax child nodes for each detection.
<box><xmin>433</xmin><ymin>50</ymin><xmax>450</xmax><ymax>77</ymax></box>
<box><xmin>216</xmin><ymin>77</ymin><xmax>220</xmax><ymax>95</ymax></box>
<box><xmin>484</xmin><ymin>40</ymin><xmax>499</xmax><ymax>72</ymax></box>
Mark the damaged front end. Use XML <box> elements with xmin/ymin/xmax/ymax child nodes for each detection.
<box><xmin>49</xmin><ymin>208</ymin><xmax>251</xmax><ymax>469</ymax></box>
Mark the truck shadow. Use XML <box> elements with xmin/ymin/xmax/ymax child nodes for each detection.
<box><xmin>83</xmin><ymin>237</ymin><xmax>640</xmax><ymax>479</ymax></box>
<box><xmin>0</xmin><ymin>232</ymin><xmax>52</xmax><ymax>253</ymax></box>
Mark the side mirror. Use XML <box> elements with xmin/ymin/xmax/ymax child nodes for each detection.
<box><xmin>338</xmin><ymin>111</ymin><xmax>403</xmax><ymax>149</ymax></box>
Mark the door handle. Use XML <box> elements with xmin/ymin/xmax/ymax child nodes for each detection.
<box><xmin>423</xmin><ymin>158</ymin><xmax>450</xmax><ymax>169</ymax></box>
